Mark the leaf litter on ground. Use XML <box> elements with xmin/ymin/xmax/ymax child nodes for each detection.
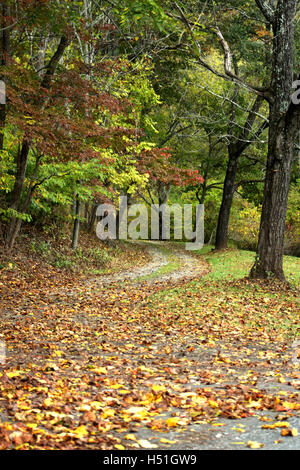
<box><xmin>0</xmin><ymin>241</ymin><xmax>299</xmax><ymax>449</ymax></box>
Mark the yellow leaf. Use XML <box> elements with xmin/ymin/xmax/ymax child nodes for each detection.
<box><xmin>152</xmin><ymin>385</ymin><xmax>166</xmax><ymax>393</ymax></box>
<box><xmin>52</xmin><ymin>350</ymin><xmax>63</xmax><ymax>357</ymax></box>
<box><xmin>7</xmin><ymin>371</ymin><xmax>23</xmax><ymax>378</ymax></box>
<box><xmin>209</xmin><ymin>400</ymin><xmax>219</xmax><ymax>408</ymax></box>
<box><xmin>262</xmin><ymin>422</ymin><xmax>289</xmax><ymax>429</ymax></box>
<box><xmin>101</xmin><ymin>408</ymin><xmax>115</xmax><ymax>418</ymax></box>
<box><xmin>281</xmin><ymin>428</ymin><xmax>298</xmax><ymax>437</ymax></box>
<box><xmin>247</xmin><ymin>441</ymin><xmax>264</xmax><ymax>449</ymax></box>
<box><xmin>74</xmin><ymin>425</ymin><xmax>89</xmax><ymax>438</ymax></box>
<box><xmin>166</xmin><ymin>417</ymin><xmax>179</xmax><ymax>427</ymax></box>
<box><xmin>110</xmin><ymin>383</ymin><xmax>123</xmax><ymax>389</ymax></box>
<box><xmin>246</xmin><ymin>400</ymin><xmax>261</xmax><ymax>408</ymax></box>
<box><xmin>43</xmin><ymin>398</ymin><xmax>52</xmax><ymax>407</ymax></box>
<box><xmin>232</xmin><ymin>427</ymin><xmax>246</xmax><ymax>433</ymax></box>
<box><xmin>79</xmin><ymin>404</ymin><xmax>91</xmax><ymax>412</ymax></box>
<box><xmin>160</xmin><ymin>438</ymin><xmax>177</xmax><ymax>444</ymax></box>
<box><xmin>90</xmin><ymin>401</ymin><xmax>103</xmax><ymax>410</ymax></box>
<box><xmin>124</xmin><ymin>434</ymin><xmax>137</xmax><ymax>441</ymax></box>
<box><xmin>126</xmin><ymin>406</ymin><xmax>146</xmax><ymax>415</ymax></box>
<box><xmin>92</xmin><ymin>367</ymin><xmax>107</xmax><ymax>374</ymax></box>
<box><xmin>114</xmin><ymin>444</ymin><xmax>125</xmax><ymax>450</ymax></box>
<box><xmin>137</xmin><ymin>439</ymin><xmax>157</xmax><ymax>449</ymax></box>
<box><xmin>281</xmin><ymin>401</ymin><xmax>300</xmax><ymax>410</ymax></box>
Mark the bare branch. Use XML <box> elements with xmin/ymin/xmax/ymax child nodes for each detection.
<box><xmin>159</xmin><ymin>123</ymin><xmax>194</xmax><ymax>147</ymax></box>
<box><xmin>234</xmin><ymin>178</ymin><xmax>265</xmax><ymax>190</ymax></box>
<box><xmin>255</xmin><ymin>0</ymin><xmax>275</xmax><ymax>24</ymax></box>
<box><xmin>0</xmin><ymin>20</ymin><xmax>17</xmax><ymax>32</ymax></box>
<box><xmin>171</xmin><ymin>2</ymin><xmax>272</xmax><ymax>101</ymax></box>
<box><xmin>41</xmin><ymin>35</ymin><xmax>70</xmax><ymax>89</ymax></box>
<box><xmin>187</xmin><ymin>80</ymin><xmax>269</xmax><ymax>123</ymax></box>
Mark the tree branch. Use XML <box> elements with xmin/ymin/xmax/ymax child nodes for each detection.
<box><xmin>255</xmin><ymin>0</ymin><xmax>275</xmax><ymax>24</ymax></box>
<box><xmin>41</xmin><ymin>35</ymin><xmax>70</xmax><ymax>89</ymax></box>
<box><xmin>172</xmin><ymin>2</ymin><xmax>272</xmax><ymax>101</ymax></box>
<box><xmin>234</xmin><ymin>178</ymin><xmax>265</xmax><ymax>190</ymax></box>
<box><xmin>159</xmin><ymin>123</ymin><xmax>194</xmax><ymax>147</ymax></box>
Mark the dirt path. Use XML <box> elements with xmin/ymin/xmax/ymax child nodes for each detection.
<box><xmin>0</xmin><ymin>242</ymin><xmax>299</xmax><ymax>451</ymax></box>
<box><xmin>76</xmin><ymin>242</ymin><xmax>300</xmax><ymax>451</ymax></box>
<box><xmin>90</xmin><ymin>241</ymin><xmax>209</xmax><ymax>285</ymax></box>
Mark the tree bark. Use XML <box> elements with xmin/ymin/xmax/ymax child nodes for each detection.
<box><xmin>88</xmin><ymin>201</ymin><xmax>98</xmax><ymax>233</ymax></box>
<box><xmin>215</xmin><ymin>150</ymin><xmax>239</xmax><ymax>250</ymax></box>
<box><xmin>250</xmin><ymin>105</ymin><xmax>299</xmax><ymax>279</ymax></box>
<box><xmin>71</xmin><ymin>196</ymin><xmax>81</xmax><ymax>250</ymax></box>
<box><xmin>157</xmin><ymin>182</ymin><xmax>170</xmax><ymax>240</ymax></box>
<box><xmin>0</xmin><ymin>1</ymin><xmax>10</xmax><ymax>150</ymax></box>
<box><xmin>4</xmin><ymin>141</ymin><xmax>31</xmax><ymax>250</ymax></box>
<box><xmin>250</xmin><ymin>0</ymin><xmax>300</xmax><ymax>280</ymax></box>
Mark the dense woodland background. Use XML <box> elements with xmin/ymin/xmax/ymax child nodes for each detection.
<box><xmin>0</xmin><ymin>0</ymin><xmax>299</xmax><ymax>278</ymax></box>
<box><xmin>1</xmin><ymin>1</ymin><xmax>300</xmax><ymax>452</ymax></box>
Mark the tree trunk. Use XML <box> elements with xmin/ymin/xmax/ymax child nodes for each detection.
<box><xmin>250</xmin><ymin>109</ymin><xmax>298</xmax><ymax>279</ymax></box>
<box><xmin>215</xmin><ymin>151</ymin><xmax>239</xmax><ymax>250</ymax></box>
<box><xmin>4</xmin><ymin>140</ymin><xmax>30</xmax><ymax>250</ymax></box>
<box><xmin>157</xmin><ymin>182</ymin><xmax>170</xmax><ymax>240</ymax></box>
<box><xmin>214</xmin><ymin>88</ymin><xmax>264</xmax><ymax>250</ymax></box>
<box><xmin>88</xmin><ymin>201</ymin><xmax>98</xmax><ymax>233</ymax></box>
<box><xmin>250</xmin><ymin>0</ymin><xmax>299</xmax><ymax>280</ymax></box>
<box><xmin>71</xmin><ymin>197</ymin><xmax>81</xmax><ymax>250</ymax></box>
<box><xmin>0</xmin><ymin>2</ymin><xmax>10</xmax><ymax>61</ymax></box>
<box><xmin>0</xmin><ymin>1</ymin><xmax>10</xmax><ymax>151</ymax></box>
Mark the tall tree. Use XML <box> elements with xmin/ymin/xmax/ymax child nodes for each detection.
<box><xmin>167</xmin><ymin>0</ymin><xmax>300</xmax><ymax>279</ymax></box>
<box><xmin>0</xmin><ymin>0</ymin><xmax>10</xmax><ymax>151</ymax></box>
<box><xmin>215</xmin><ymin>92</ymin><xmax>267</xmax><ymax>250</ymax></box>
<box><xmin>4</xmin><ymin>34</ymin><xmax>70</xmax><ymax>250</ymax></box>
<box><xmin>250</xmin><ymin>0</ymin><xmax>300</xmax><ymax>279</ymax></box>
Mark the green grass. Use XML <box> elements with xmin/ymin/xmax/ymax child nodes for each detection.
<box><xmin>138</xmin><ymin>260</ymin><xmax>181</xmax><ymax>281</ymax></box>
<box><xmin>143</xmin><ymin>246</ymin><xmax>300</xmax><ymax>342</ymax></box>
<box><xmin>192</xmin><ymin>246</ymin><xmax>300</xmax><ymax>287</ymax></box>
<box><xmin>145</xmin><ymin>277</ymin><xmax>299</xmax><ymax>342</ymax></box>
<box><xmin>137</xmin><ymin>244</ymin><xmax>181</xmax><ymax>281</ymax></box>
<box><xmin>202</xmin><ymin>249</ymin><xmax>255</xmax><ymax>281</ymax></box>
<box><xmin>283</xmin><ymin>255</ymin><xmax>300</xmax><ymax>287</ymax></box>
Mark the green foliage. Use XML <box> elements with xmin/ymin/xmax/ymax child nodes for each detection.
<box><xmin>30</xmin><ymin>240</ymin><xmax>51</xmax><ymax>256</ymax></box>
<box><xmin>0</xmin><ymin>207</ymin><xmax>32</xmax><ymax>223</ymax></box>
<box><xmin>0</xmin><ymin>0</ymin><xmax>298</xmax><ymax>259</ymax></box>
<box><xmin>229</xmin><ymin>198</ymin><xmax>261</xmax><ymax>251</ymax></box>
<box><xmin>285</xmin><ymin>181</ymin><xmax>300</xmax><ymax>255</ymax></box>
<box><xmin>0</xmin><ymin>148</ymin><xmax>15</xmax><ymax>194</ymax></box>
<box><xmin>114</xmin><ymin>0</ymin><xmax>171</xmax><ymax>32</ymax></box>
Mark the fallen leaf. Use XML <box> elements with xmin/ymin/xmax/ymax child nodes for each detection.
<box><xmin>160</xmin><ymin>438</ymin><xmax>177</xmax><ymax>444</ymax></box>
<box><xmin>281</xmin><ymin>428</ymin><xmax>298</xmax><ymax>437</ymax></box>
<box><xmin>137</xmin><ymin>439</ymin><xmax>158</xmax><ymax>449</ymax></box>
<box><xmin>247</xmin><ymin>441</ymin><xmax>264</xmax><ymax>449</ymax></box>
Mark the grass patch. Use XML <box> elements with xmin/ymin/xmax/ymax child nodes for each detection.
<box><xmin>142</xmin><ymin>246</ymin><xmax>300</xmax><ymax>343</ymax></box>
<box><xmin>138</xmin><ymin>258</ymin><xmax>181</xmax><ymax>281</ymax></box>
<box><xmin>202</xmin><ymin>248</ymin><xmax>255</xmax><ymax>281</ymax></box>
<box><xmin>136</xmin><ymin>243</ymin><xmax>181</xmax><ymax>280</ymax></box>
<box><xmin>192</xmin><ymin>246</ymin><xmax>300</xmax><ymax>287</ymax></box>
